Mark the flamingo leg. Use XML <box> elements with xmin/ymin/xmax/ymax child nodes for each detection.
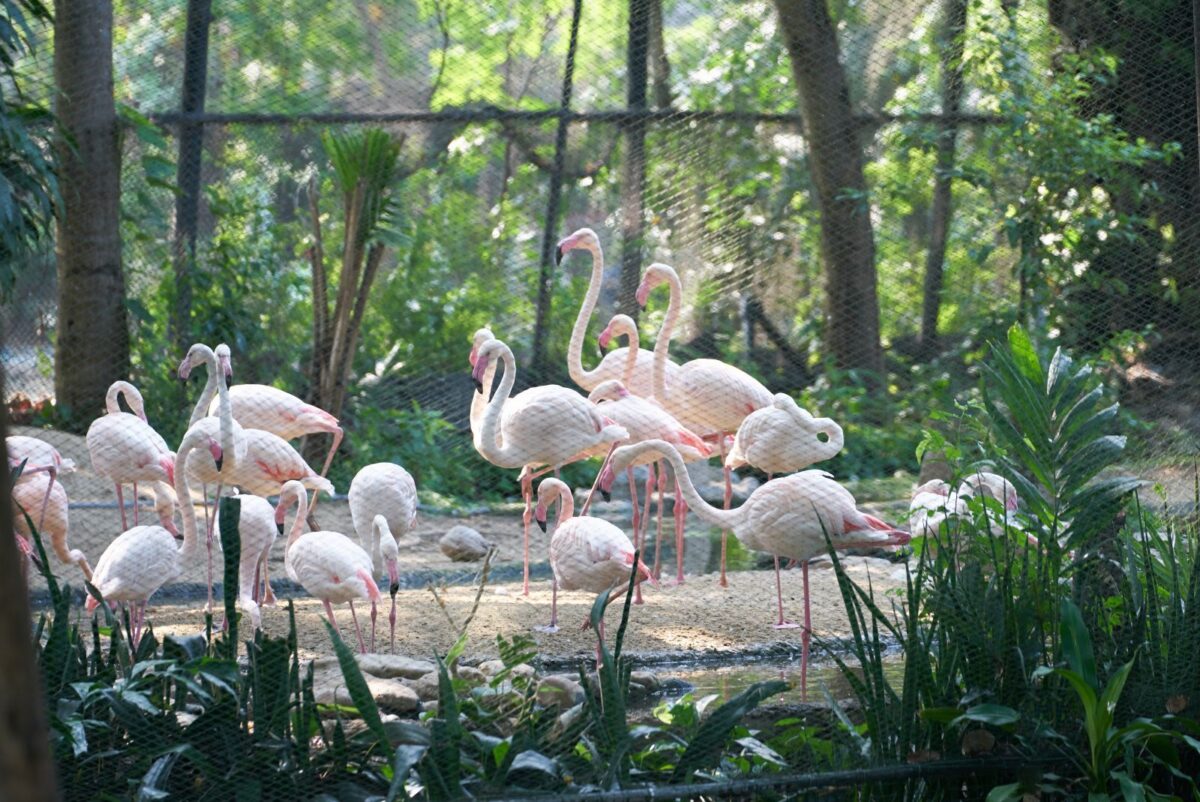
<box><xmin>115</xmin><ymin>483</ymin><xmax>128</xmax><ymax>531</ymax></box>
<box><xmin>369</xmin><ymin>600</ymin><xmax>377</xmax><ymax>654</ymax></box>
<box><xmin>319</xmin><ymin>428</ymin><xmax>345</xmax><ymax>478</ymax></box>
<box><xmin>652</xmin><ymin>461</ymin><xmax>665</xmax><ymax>580</ymax></box>
<box><xmin>36</xmin><ymin>464</ymin><xmax>56</xmax><ymax>530</ymax></box>
<box><xmin>773</xmin><ymin>555</ymin><xmax>800</xmax><ymax>629</ymax></box>
<box><xmin>627</xmin><ymin>468</ymin><xmax>644</xmax><ymax>605</ymax></box>
<box><xmin>260</xmin><ymin>553</ymin><xmax>276</xmax><ymax>607</ymax></box>
<box><xmin>323</xmin><ymin>599</ymin><xmax>339</xmax><ymax>637</ymax></box>
<box><xmin>348</xmin><ymin>600</ymin><xmax>366</xmax><ymax>654</ymax></box>
<box><xmin>801</xmin><ymin>561</ymin><xmax>811</xmax><ymax>700</ymax></box>
<box><xmin>674</xmin><ymin>480</ymin><xmax>688</xmax><ymax>585</ymax></box>
<box><xmin>719</xmin><ymin>435</ymin><xmax>731</xmax><ymax>588</ymax></box>
<box><xmin>251</xmin><ymin>562</ymin><xmax>261</xmax><ymax>604</ymax></box>
<box><xmin>132</xmin><ymin>480</ymin><xmax>139</xmax><ymax>526</ymax></box>
<box><xmin>635</xmin><ymin>471</ymin><xmax>654</xmax><ymax>604</ymax></box>
<box><xmin>521</xmin><ymin>471</ymin><xmax>533</xmax><ymax>596</ymax></box>
<box><xmin>389</xmin><ymin>595</ymin><xmax>397</xmax><ymax>654</ymax></box>
<box><xmin>204</xmin><ymin>483</ymin><xmax>225</xmax><ymax>613</ymax></box>
<box><xmin>534</xmin><ymin>578</ymin><xmax>560</xmax><ymax>633</ymax></box>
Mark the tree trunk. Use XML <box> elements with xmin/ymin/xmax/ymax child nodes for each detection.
<box><xmin>54</xmin><ymin>0</ymin><xmax>128</xmax><ymax>428</ymax></box>
<box><xmin>772</xmin><ymin>0</ymin><xmax>884</xmax><ymax>377</ymax></box>
<box><xmin>919</xmin><ymin>0</ymin><xmax>968</xmax><ymax>355</ymax></box>
<box><xmin>618</xmin><ymin>0</ymin><xmax>651</xmax><ymax>319</ymax></box>
<box><xmin>648</xmin><ymin>0</ymin><xmax>672</xmax><ymax>109</ymax></box>
<box><xmin>0</xmin><ymin>359</ymin><xmax>61</xmax><ymax>800</ymax></box>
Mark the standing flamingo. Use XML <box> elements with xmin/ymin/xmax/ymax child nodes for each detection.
<box><xmin>224</xmin><ymin>428</ymin><xmax>335</xmax><ymax>500</ymax></box>
<box><xmin>600</xmin><ymin>440</ymin><xmax>910</xmax><ymax>695</ymax></box>
<box><xmin>207</xmin><ymin>384</ymin><xmax>343</xmax><ymax>478</ymax></box>
<box><xmin>471</xmin><ymin>337</ymin><xmax>628</xmax><ymax>596</ymax></box>
<box><xmin>212</xmin><ymin>492</ymin><xmax>279</xmax><ymax>629</ymax></box>
<box><xmin>639</xmin><ymin>263</ymin><xmax>772</xmax><ymax>587</ymax></box>
<box><xmin>86</xmin><ymin>426</ymin><xmax>215</xmax><ymax>647</ymax></box>
<box><xmin>556</xmin><ymin>228</ymin><xmax>680</xmax><ymax>397</ymax></box>
<box><xmin>11</xmin><ymin>473</ymin><xmax>93</xmax><ymax>581</ymax></box>
<box><xmin>726</xmin><ymin>394</ymin><xmax>844</xmax><ymax>478</ymax></box>
<box><xmin>86</xmin><ymin>381</ymin><xmax>176</xmax><ymax>530</ymax></box>
<box><xmin>534</xmin><ymin>478</ymin><xmax>654</xmax><ymax>658</ymax></box>
<box><xmin>276</xmin><ymin>480</ymin><xmax>382</xmax><ymax>653</ymax></box>
<box><xmin>910</xmin><ymin>472</ymin><xmax>1029</xmax><ymax>541</ymax></box>
<box><xmin>468</xmin><ymin>328</ymin><xmax>503</xmax><ymax>452</ymax></box>
<box><xmin>6</xmin><ymin>434</ymin><xmax>75</xmax><ymax>528</ymax></box>
<box><xmin>348</xmin><ymin>462</ymin><xmax>416</xmax><ymax>577</ymax></box>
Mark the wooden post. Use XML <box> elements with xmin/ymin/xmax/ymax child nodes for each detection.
<box><xmin>618</xmin><ymin>0</ymin><xmax>651</xmax><ymax>318</ymax></box>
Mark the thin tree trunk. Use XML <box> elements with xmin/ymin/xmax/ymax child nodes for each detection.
<box><xmin>54</xmin><ymin>0</ymin><xmax>128</xmax><ymax>428</ymax></box>
<box><xmin>919</xmin><ymin>0</ymin><xmax>968</xmax><ymax>355</ymax></box>
<box><xmin>618</xmin><ymin>0</ymin><xmax>651</xmax><ymax>318</ymax></box>
<box><xmin>0</xmin><ymin>359</ymin><xmax>61</xmax><ymax>800</ymax></box>
<box><xmin>772</xmin><ymin>0</ymin><xmax>884</xmax><ymax>377</ymax></box>
<box><xmin>648</xmin><ymin>0</ymin><xmax>672</xmax><ymax>109</ymax></box>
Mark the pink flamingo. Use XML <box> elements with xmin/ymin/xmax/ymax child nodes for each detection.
<box><xmin>86</xmin><ymin>381</ymin><xmax>175</xmax><ymax>530</ymax></box>
<box><xmin>726</xmin><ymin>393</ymin><xmax>843</xmax><ymax>478</ymax></box>
<box><xmin>471</xmin><ymin>336</ymin><xmax>628</xmax><ymax>596</ymax></box>
<box><xmin>212</xmin><ymin>492</ymin><xmax>279</xmax><ymax>629</ymax></box>
<box><xmin>11</xmin><ymin>472</ymin><xmax>93</xmax><ymax>581</ymax></box>
<box><xmin>6</xmin><ymin>434</ymin><xmax>75</xmax><ymax>529</ymax></box>
<box><xmin>207</xmin><ymin>384</ymin><xmax>343</xmax><ymax>478</ymax></box>
<box><xmin>349</xmin><ymin>463</ymin><xmax>413</xmax><ymax>651</ymax></box>
<box><xmin>639</xmin><ymin>263</ymin><xmax>772</xmax><ymax>587</ymax></box>
<box><xmin>86</xmin><ymin>426</ymin><xmax>212</xmax><ymax>647</ymax></box>
<box><xmin>909</xmin><ymin>472</ymin><xmax>1030</xmax><ymax>542</ymax></box>
<box><xmin>557</xmin><ymin>228</ymin><xmax>680</xmax><ymax>397</ymax></box>
<box><xmin>600</xmin><ymin>440</ymin><xmax>910</xmax><ymax>695</ymax></box>
<box><xmin>468</xmin><ymin>328</ymin><xmax>503</xmax><ymax>452</ymax></box>
<box><xmin>223</xmin><ymin>428</ymin><xmax>335</xmax><ymax>500</ymax></box>
<box><xmin>277</xmin><ymin>480</ymin><xmax>384</xmax><ymax>653</ymax></box>
<box><xmin>534</xmin><ymin>477</ymin><xmax>654</xmax><ymax>658</ymax></box>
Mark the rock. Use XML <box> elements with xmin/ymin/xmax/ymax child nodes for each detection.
<box><xmin>478</xmin><ymin>660</ymin><xmax>536</xmax><ymax>682</ymax></box>
<box><xmin>354</xmin><ymin>654</ymin><xmax>436</xmax><ymax>680</ymax></box>
<box><xmin>478</xmin><ymin>659</ymin><xmax>506</xmax><ymax>677</ymax></box>
<box><xmin>629</xmin><ymin>671</ymin><xmax>660</xmax><ymax>695</ymax></box>
<box><xmin>476</xmin><ymin>680</ymin><xmax>521</xmax><ymax>711</ymax></box>
<box><xmin>961</xmin><ymin>728</ymin><xmax>996</xmax><ymax>756</ymax></box>
<box><xmin>455</xmin><ymin>665</ymin><xmax>487</xmax><ymax>684</ymax></box>
<box><xmin>537</xmin><ymin>675</ymin><xmax>585</xmax><ymax>708</ymax></box>
<box><xmin>440</xmin><ymin>526</ymin><xmax>494</xmax><ymax>561</ymax></box>
<box><xmin>410</xmin><ymin>672</ymin><xmax>441</xmax><ymax>702</ymax></box>
<box><xmin>550</xmin><ymin>703</ymin><xmax>586</xmax><ymax>742</ymax></box>
<box><xmin>312</xmin><ymin>675</ymin><xmax>421</xmax><ymax>715</ymax></box>
<box><xmin>423</xmin><ymin>701</ymin><xmax>438</xmax><ymax>718</ymax></box>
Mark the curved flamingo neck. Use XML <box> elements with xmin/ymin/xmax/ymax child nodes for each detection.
<box><xmin>477</xmin><ymin>345</ymin><xmax>517</xmax><ymax>464</ymax></box>
<box><xmin>189</xmin><ymin>348</ymin><xmax>221</xmax><ymax>426</ymax></box>
<box><xmin>566</xmin><ymin>242</ymin><xmax>606</xmax><ymax>389</ymax></box>
<box><xmin>651</xmin><ymin>270</ymin><xmax>683</xmax><ymax>403</ymax></box>
<box><xmin>555</xmin><ymin>483</ymin><xmax>575</xmax><ymax>524</ymax></box>
<box><xmin>469</xmin><ymin>358</ymin><xmax>500</xmax><ymax>449</ymax></box>
<box><xmin>626</xmin><ymin>440</ymin><xmax>740</xmax><ymax>529</ymax></box>
<box><xmin>173</xmin><ymin>437</ymin><xmax>203</xmax><ymax>563</ymax></box>
<box><xmin>106</xmin><ymin>381</ymin><xmax>143</xmax><ymax>416</ymax></box>
<box><xmin>619</xmin><ymin>326</ymin><xmax>638</xmax><ymax>387</ymax></box>
<box><xmin>813</xmin><ymin>418</ymin><xmax>845</xmax><ymax>461</ymax></box>
<box><xmin>214</xmin><ymin>359</ymin><xmax>236</xmax><ymax>469</ymax></box>
<box><xmin>285</xmin><ymin>489</ymin><xmax>310</xmax><ymax>553</ymax></box>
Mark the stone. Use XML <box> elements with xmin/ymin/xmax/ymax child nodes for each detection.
<box><xmin>478</xmin><ymin>659</ymin><xmax>536</xmax><ymax>682</ymax></box>
<box><xmin>455</xmin><ymin>665</ymin><xmax>486</xmax><ymax>684</ymax></box>
<box><xmin>410</xmin><ymin>672</ymin><xmax>441</xmax><ymax>702</ymax></box>
<box><xmin>628</xmin><ymin>671</ymin><xmax>661</xmax><ymax>700</ymax></box>
<box><xmin>537</xmin><ymin>675</ymin><xmax>585</xmax><ymax>708</ymax></box>
<box><xmin>354</xmin><ymin>654</ymin><xmax>436</xmax><ymax>680</ymax></box>
<box><xmin>312</xmin><ymin>675</ymin><xmax>421</xmax><ymax>715</ymax></box>
<box><xmin>550</xmin><ymin>703</ymin><xmax>585</xmax><ymax>742</ymax></box>
<box><xmin>440</xmin><ymin>526</ymin><xmax>494</xmax><ymax>562</ymax></box>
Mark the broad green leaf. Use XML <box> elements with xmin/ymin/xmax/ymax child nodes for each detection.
<box><xmin>1060</xmin><ymin>600</ymin><xmax>1097</xmax><ymax>689</ymax></box>
<box><xmin>1007</xmin><ymin>325</ymin><xmax>1042</xmax><ymax>383</ymax></box>
<box><xmin>986</xmin><ymin>782</ymin><xmax>1023</xmax><ymax>802</ymax></box>
<box><xmin>952</xmin><ymin>704</ymin><xmax>1020</xmax><ymax>727</ymax></box>
<box><xmin>670</xmin><ymin>680</ymin><xmax>788</xmax><ymax>781</ymax></box>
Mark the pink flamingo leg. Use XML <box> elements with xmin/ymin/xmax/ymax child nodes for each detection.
<box><xmin>635</xmin><ymin>471</ymin><xmax>654</xmax><ymax>604</ymax></box>
<box><xmin>773</xmin><ymin>555</ymin><xmax>800</xmax><ymax>629</ymax></box>
<box><xmin>32</xmin><ymin>464</ymin><xmax>56</xmax><ymax>530</ymax></box>
<box><xmin>319</xmin><ymin>428</ymin><xmax>344</xmax><ymax>478</ymax></box>
<box><xmin>323</xmin><ymin>598</ymin><xmax>340</xmax><ymax>637</ymax></box>
<box><xmin>627</xmin><ymin>468</ymin><xmax>644</xmax><ymax>605</ymax></box>
<box><xmin>674</xmin><ymin>481</ymin><xmax>688</xmax><ymax>585</ymax></box>
<box><xmin>369</xmin><ymin>600</ymin><xmax>377</xmax><ymax>654</ymax></box>
<box><xmin>801</xmin><ymin>561</ymin><xmax>811</xmax><ymax>700</ymax></box>
<box><xmin>260</xmin><ymin>554</ymin><xmax>276</xmax><ymax>607</ymax></box>
<box><xmin>389</xmin><ymin>596</ymin><xmax>397</xmax><ymax>654</ymax></box>
<box><xmin>534</xmin><ymin>578</ymin><xmax>560</xmax><ymax>633</ymax></box>
<box><xmin>521</xmin><ymin>472</ymin><xmax>533</xmax><ymax>596</ymax></box>
<box><xmin>718</xmin><ymin>435</ymin><xmax>732</xmax><ymax>588</ymax></box>
<box><xmin>115</xmin><ymin>483</ymin><xmax>128</xmax><ymax>531</ymax></box>
<box><xmin>348</xmin><ymin>600</ymin><xmax>366</xmax><ymax>654</ymax></box>
<box><xmin>204</xmin><ymin>483</ymin><xmax>225</xmax><ymax>613</ymax></box>
<box><xmin>651</xmin><ymin>462</ymin><xmax>664</xmax><ymax>579</ymax></box>
<box><xmin>132</xmin><ymin>481</ymin><xmax>139</xmax><ymax>526</ymax></box>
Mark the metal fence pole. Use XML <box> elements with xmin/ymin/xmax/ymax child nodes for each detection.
<box><xmin>619</xmin><ymin>0</ymin><xmax>651</xmax><ymax>318</ymax></box>
<box><xmin>171</xmin><ymin>0</ymin><xmax>213</xmax><ymax>355</ymax></box>
<box><xmin>529</xmin><ymin>0</ymin><xmax>584</xmax><ymax>382</ymax></box>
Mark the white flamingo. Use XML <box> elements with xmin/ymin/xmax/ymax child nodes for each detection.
<box><xmin>6</xmin><ymin>434</ymin><xmax>75</xmax><ymax>529</ymax></box>
<box><xmin>535</xmin><ymin>478</ymin><xmax>654</xmax><ymax>657</ymax></box>
<box><xmin>11</xmin><ymin>473</ymin><xmax>93</xmax><ymax>581</ymax></box>
<box><xmin>277</xmin><ymin>480</ymin><xmax>383</xmax><ymax>653</ymax></box>
<box><xmin>726</xmin><ymin>393</ymin><xmax>844</xmax><ymax>477</ymax></box>
<box><xmin>207</xmin><ymin>384</ymin><xmax>343</xmax><ymax>477</ymax></box>
<box><xmin>212</xmin><ymin>492</ymin><xmax>278</xmax><ymax>629</ymax></box>
<box><xmin>600</xmin><ymin>440</ymin><xmax>910</xmax><ymax>695</ymax></box>
<box><xmin>909</xmin><ymin>472</ymin><xmax>1030</xmax><ymax>542</ymax></box>
<box><xmin>557</xmin><ymin>227</ymin><xmax>680</xmax><ymax>397</ymax></box>
<box><xmin>471</xmin><ymin>336</ymin><xmax>628</xmax><ymax>596</ymax></box>
<box><xmin>348</xmin><ymin>462</ymin><xmax>416</xmax><ymax>577</ymax></box>
<box><xmin>639</xmin><ymin>263</ymin><xmax>772</xmax><ymax>587</ymax></box>
<box><xmin>86</xmin><ymin>381</ymin><xmax>175</xmax><ymax>531</ymax></box>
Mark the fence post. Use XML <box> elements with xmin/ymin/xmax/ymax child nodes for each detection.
<box><xmin>618</xmin><ymin>0</ymin><xmax>651</xmax><ymax>318</ymax></box>
<box><xmin>171</xmin><ymin>0</ymin><xmax>214</xmax><ymax>355</ymax></box>
<box><xmin>529</xmin><ymin>0</ymin><xmax>584</xmax><ymax>382</ymax></box>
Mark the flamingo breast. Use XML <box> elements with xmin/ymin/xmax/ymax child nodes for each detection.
<box><xmin>288</xmin><ymin>531</ymin><xmax>376</xmax><ymax>604</ymax></box>
<box><xmin>549</xmin><ymin>518</ymin><xmax>636</xmax><ymax>594</ymax></box>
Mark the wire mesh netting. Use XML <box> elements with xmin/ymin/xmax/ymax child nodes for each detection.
<box><xmin>2</xmin><ymin>0</ymin><xmax>1200</xmax><ymax>798</ymax></box>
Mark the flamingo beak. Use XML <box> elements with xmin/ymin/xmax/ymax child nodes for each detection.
<box><xmin>535</xmin><ymin>505</ymin><xmax>548</xmax><ymax>533</ymax></box>
<box><xmin>178</xmin><ymin>357</ymin><xmax>192</xmax><ymax>380</ymax></box>
<box><xmin>554</xmin><ymin>244</ymin><xmax>565</xmax><ymax>265</ymax></box>
<box><xmin>387</xmin><ymin>560</ymin><xmax>399</xmax><ymax>596</ymax></box>
<box><xmin>276</xmin><ymin>522</ymin><xmax>286</xmax><ymax>536</ymax></box>
<box><xmin>468</xmin><ymin>345</ymin><xmax>477</xmax><ymax>367</ymax></box>
<box><xmin>471</xmin><ymin>356</ymin><xmax>488</xmax><ymax>393</ymax></box>
<box><xmin>635</xmin><ymin>281</ymin><xmax>651</xmax><ymax>307</ymax></box>
<box><xmin>209</xmin><ymin>440</ymin><xmax>224</xmax><ymax>472</ymax></box>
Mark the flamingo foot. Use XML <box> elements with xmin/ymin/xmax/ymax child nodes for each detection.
<box><xmin>533</xmin><ymin>624</ymin><xmax>560</xmax><ymax>634</ymax></box>
<box><xmin>773</xmin><ymin>621</ymin><xmax>802</xmax><ymax>630</ymax></box>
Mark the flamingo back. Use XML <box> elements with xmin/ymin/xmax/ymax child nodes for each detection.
<box><xmin>348</xmin><ymin>462</ymin><xmax>417</xmax><ymax>574</ymax></box>
<box><xmin>89</xmin><ymin>525</ymin><xmax>181</xmax><ymax>607</ymax></box>
<box><xmin>668</xmin><ymin>359</ymin><xmax>772</xmax><ymax>437</ymax></box>
<box><xmin>549</xmin><ymin>517</ymin><xmax>637</xmax><ymax>594</ymax></box>
<box><xmin>287</xmin><ymin>531</ymin><xmax>379</xmax><ymax>605</ymax></box>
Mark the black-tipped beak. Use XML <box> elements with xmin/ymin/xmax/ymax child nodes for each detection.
<box><xmin>537</xmin><ymin>517</ymin><xmax>547</xmax><ymax>533</ymax></box>
<box><xmin>554</xmin><ymin>245</ymin><xmax>564</xmax><ymax>265</ymax></box>
<box><xmin>214</xmin><ymin>455</ymin><xmax>224</xmax><ymax>472</ymax></box>
<box><xmin>276</xmin><ymin>522</ymin><xmax>285</xmax><ymax>536</ymax></box>
<box><xmin>601</xmin><ymin>489</ymin><xmax>611</xmax><ymax>503</ymax></box>
<box><xmin>599</xmin><ymin>342</ymin><xmax>608</xmax><ymax>358</ymax></box>
<box><xmin>472</xmin><ymin>377</ymin><xmax>483</xmax><ymax>393</ymax></box>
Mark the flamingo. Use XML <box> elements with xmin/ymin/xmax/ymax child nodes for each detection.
<box><xmin>223</xmin><ymin>428</ymin><xmax>335</xmax><ymax>500</ymax></box>
<box><xmin>638</xmin><ymin>263</ymin><xmax>772</xmax><ymax>587</ymax></box>
<box><xmin>11</xmin><ymin>473</ymin><xmax>93</xmax><ymax>581</ymax></box>
<box><xmin>348</xmin><ymin>462</ymin><xmax>416</xmax><ymax>577</ymax></box>
<box><xmin>85</xmin><ymin>381</ymin><xmax>175</xmax><ymax>531</ymax></box>
<box><xmin>556</xmin><ymin>227</ymin><xmax>680</xmax><ymax>397</ymax></box>
<box><xmin>471</xmin><ymin>336</ymin><xmax>628</xmax><ymax>596</ymax></box>
<box><xmin>468</xmin><ymin>328</ymin><xmax>502</xmax><ymax>452</ymax></box>
<box><xmin>207</xmin><ymin>384</ymin><xmax>343</xmax><ymax>478</ymax></box>
<box><xmin>276</xmin><ymin>480</ymin><xmax>383</xmax><ymax>653</ymax></box>
<box><xmin>910</xmin><ymin>472</ymin><xmax>1030</xmax><ymax>542</ymax></box>
<box><xmin>212</xmin><ymin>492</ymin><xmax>279</xmax><ymax>629</ymax></box>
<box><xmin>180</xmin><ymin>342</ymin><xmax>247</xmax><ymax>611</ymax></box>
<box><xmin>726</xmin><ymin>394</ymin><xmax>844</xmax><ymax>478</ymax></box>
<box><xmin>599</xmin><ymin>440</ymin><xmax>910</xmax><ymax>695</ymax></box>
<box><xmin>86</xmin><ymin>426</ymin><xmax>214</xmax><ymax>647</ymax></box>
<box><xmin>6</xmin><ymin>434</ymin><xmax>74</xmax><ymax>529</ymax></box>
<box><xmin>534</xmin><ymin>477</ymin><xmax>654</xmax><ymax>659</ymax></box>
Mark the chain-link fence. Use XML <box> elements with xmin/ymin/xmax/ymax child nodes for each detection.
<box><xmin>3</xmin><ymin>0</ymin><xmax>1199</xmax><ymax>798</ymax></box>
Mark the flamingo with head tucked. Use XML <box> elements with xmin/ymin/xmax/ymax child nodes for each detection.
<box><xmin>86</xmin><ymin>381</ymin><xmax>175</xmax><ymax>531</ymax></box>
<box><xmin>726</xmin><ymin>393</ymin><xmax>844</xmax><ymax>478</ymax></box>
<box><xmin>534</xmin><ymin>477</ymin><xmax>654</xmax><ymax>658</ymax></box>
<box><xmin>11</xmin><ymin>472</ymin><xmax>94</xmax><ymax>581</ymax></box>
<box><xmin>6</xmin><ymin>434</ymin><xmax>74</xmax><ymax>529</ymax></box>
<box><xmin>471</xmin><ymin>336</ymin><xmax>628</xmax><ymax>596</ymax></box>
<box><xmin>556</xmin><ymin>228</ymin><xmax>680</xmax><ymax>397</ymax></box>
<box><xmin>600</xmin><ymin>440</ymin><xmax>910</xmax><ymax>695</ymax></box>
<box><xmin>638</xmin><ymin>263</ymin><xmax>773</xmax><ymax>588</ymax></box>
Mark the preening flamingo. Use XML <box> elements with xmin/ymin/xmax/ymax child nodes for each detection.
<box><xmin>639</xmin><ymin>263</ymin><xmax>772</xmax><ymax>587</ymax></box>
<box><xmin>277</xmin><ymin>480</ymin><xmax>381</xmax><ymax>653</ymax></box>
<box><xmin>11</xmin><ymin>473</ymin><xmax>93</xmax><ymax>581</ymax></box>
<box><xmin>85</xmin><ymin>381</ymin><xmax>175</xmax><ymax>530</ymax></box>
<box><xmin>556</xmin><ymin>228</ymin><xmax>680</xmax><ymax>397</ymax></box>
<box><xmin>6</xmin><ymin>434</ymin><xmax>75</xmax><ymax>529</ymax></box>
<box><xmin>471</xmin><ymin>336</ymin><xmax>628</xmax><ymax>596</ymax></box>
<box><xmin>207</xmin><ymin>384</ymin><xmax>343</xmax><ymax>477</ymax></box>
<box><xmin>86</xmin><ymin>426</ymin><xmax>212</xmax><ymax>647</ymax></box>
<box><xmin>600</xmin><ymin>440</ymin><xmax>910</xmax><ymax>695</ymax></box>
<box><xmin>212</xmin><ymin>492</ymin><xmax>278</xmax><ymax>629</ymax></box>
<box><xmin>909</xmin><ymin>472</ymin><xmax>1029</xmax><ymax>542</ymax></box>
<box><xmin>534</xmin><ymin>478</ymin><xmax>654</xmax><ymax>657</ymax></box>
<box><xmin>224</xmin><ymin>428</ymin><xmax>335</xmax><ymax>500</ymax></box>
<box><xmin>368</xmin><ymin>514</ymin><xmax>401</xmax><ymax>652</ymax></box>
<box><xmin>348</xmin><ymin>462</ymin><xmax>416</xmax><ymax>577</ymax></box>
<box><xmin>726</xmin><ymin>393</ymin><xmax>843</xmax><ymax>477</ymax></box>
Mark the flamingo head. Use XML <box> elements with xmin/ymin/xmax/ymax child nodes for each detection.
<box><xmin>535</xmin><ymin>477</ymin><xmax>570</xmax><ymax>528</ymax></box>
<box><xmin>208</xmin><ymin>439</ymin><xmax>224</xmax><ymax>472</ymax></box>
<box><xmin>178</xmin><ymin>344</ymin><xmax>206</xmax><ymax>379</ymax></box>
<box><xmin>534</xmin><ymin>501</ymin><xmax>548</xmax><ymax>532</ymax></box>
<box><xmin>215</xmin><ymin>344</ymin><xmax>233</xmax><ymax>382</ymax></box>
<box><xmin>597</xmin><ymin>463</ymin><xmax>618</xmax><ymax>502</ymax></box>
<box><xmin>586</xmin><ymin>380</ymin><xmax>628</xmax><ymax>405</ymax></box>
<box><xmin>554</xmin><ymin>227</ymin><xmax>599</xmax><ymax>265</ymax></box>
<box><xmin>387</xmin><ymin>557</ymin><xmax>400</xmax><ymax>597</ymax></box>
<box><xmin>468</xmin><ymin>328</ymin><xmax>494</xmax><ymax>367</ymax></box>
<box><xmin>273</xmin><ymin>499</ymin><xmax>288</xmax><ymax>533</ymax></box>
<box><xmin>471</xmin><ymin>338</ymin><xmax>507</xmax><ymax>393</ymax></box>
<box><xmin>914</xmin><ymin>479</ymin><xmax>951</xmax><ymax>498</ymax></box>
<box><xmin>636</xmin><ymin>263</ymin><xmax>673</xmax><ymax>307</ymax></box>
